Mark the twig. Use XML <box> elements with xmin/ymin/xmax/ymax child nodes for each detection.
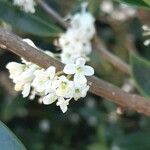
<box><xmin>37</xmin><ymin>0</ymin><xmax>68</xmax><ymax>29</ymax></box>
<box><xmin>93</xmin><ymin>36</ymin><xmax>131</xmax><ymax>75</ymax></box>
<box><xmin>0</xmin><ymin>28</ymin><xmax>150</xmax><ymax>116</ymax></box>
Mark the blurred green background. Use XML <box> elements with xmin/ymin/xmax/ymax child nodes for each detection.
<box><xmin>0</xmin><ymin>0</ymin><xmax>150</xmax><ymax>149</ymax></box>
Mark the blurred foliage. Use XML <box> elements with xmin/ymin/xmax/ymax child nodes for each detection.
<box><xmin>0</xmin><ymin>0</ymin><xmax>150</xmax><ymax>150</ymax></box>
<box><xmin>131</xmin><ymin>53</ymin><xmax>150</xmax><ymax>97</ymax></box>
<box><xmin>0</xmin><ymin>0</ymin><xmax>62</xmax><ymax>37</ymax></box>
<box><xmin>118</xmin><ymin>0</ymin><xmax>150</xmax><ymax>9</ymax></box>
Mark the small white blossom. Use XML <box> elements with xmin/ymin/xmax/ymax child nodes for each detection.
<box><xmin>55</xmin><ymin>76</ymin><xmax>74</xmax><ymax>98</ymax></box>
<box><xmin>73</xmin><ymin>83</ymin><xmax>90</xmax><ymax>101</ymax></box>
<box><xmin>63</xmin><ymin>57</ymin><xmax>94</xmax><ymax>85</ymax></box>
<box><xmin>56</xmin><ymin>97</ymin><xmax>70</xmax><ymax>113</ymax></box>
<box><xmin>13</xmin><ymin>0</ymin><xmax>36</xmax><ymax>13</ymax></box>
<box><xmin>6</xmin><ymin>62</ymin><xmax>25</xmax><ymax>80</ymax></box>
<box><xmin>32</xmin><ymin>66</ymin><xmax>56</xmax><ymax>93</ymax></box>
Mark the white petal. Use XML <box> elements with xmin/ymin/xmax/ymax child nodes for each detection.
<box><xmin>83</xmin><ymin>66</ymin><xmax>94</xmax><ymax>76</ymax></box>
<box><xmin>63</xmin><ymin>64</ymin><xmax>76</xmax><ymax>74</ymax></box>
<box><xmin>46</xmin><ymin>66</ymin><xmax>56</xmax><ymax>79</ymax></box>
<box><xmin>43</xmin><ymin>93</ymin><xmax>57</xmax><ymax>105</ymax></box>
<box><xmin>74</xmin><ymin>74</ymin><xmax>87</xmax><ymax>87</ymax></box>
<box><xmin>76</xmin><ymin>57</ymin><xmax>86</xmax><ymax>66</ymax></box>
<box><xmin>22</xmin><ymin>83</ymin><xmax>31</xmax><ymax>98</ymax></box>
<box><xmin>23</xmin><ymin>39</ymin><xmax>36</xmax><ymax>48</ymax></box>
<box><xmin>60</xmin><ymin>104</ymin><xmax>67</xmax><ymax>113</ymax></box>
<box><xmin>57</xmin><ymin>98</ymin><xmax>69</xmax><ymax>113</ymax></box>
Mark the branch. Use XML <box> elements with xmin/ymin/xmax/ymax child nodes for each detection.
<box><xmin>0</xmin><ymin>28</ymin><xmax>150</xmax><ymax>116</ymax></box>
<box><xmin>93</xmin><ymin>36</ymin><xmax>131</xmax><ymax>75</ymax></box>
<box><xmin>37</xmin><ymin>0</ymin><xmax>68</xmax><ymax>29</ymax></box>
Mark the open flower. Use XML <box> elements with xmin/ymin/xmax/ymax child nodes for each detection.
<box><xmin>73</xmin><ymin>83</ymin><xmax>90</xmax><ymax>101</ymax></box>
<box><xmin>56</xmin><ymin>97</ymin><xmax>70</xmax><ymax>113</ymax></box>
<box><xmin>55</xmin><ymin>76</ymin><xmax>74</xmax><ymax>98</ymax></box>
<box><xmin>63</xmin><ymin>57</ymin><xmax>94</xmax><ymax>85</ymax></box>
<box><xmin>15</xmin><ymin>64</ymin><xmax>38</xmax><ymax>97</ymax></box>
<box><xmin>32</xmin><ymin>66</ymin><xmax>56</xmax><ymax>93</ymax></box>
<box><xmin>6</xmin><ymin>62</ymin><xmax>25</xmax><ymax>80</ymax></box>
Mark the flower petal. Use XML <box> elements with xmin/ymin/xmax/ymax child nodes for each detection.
<box><xmin>46</xmin><ymin>66</ymin><xmax>56</xmax><ymax>79</ymax></box>
<box><xmin>43</xmin><ymin>93</ymin><xmax>57</xmax><ymax>105</ymax></box>
<box><xmin>74</xmin><ymin>73</ymin><xmax>87</xmax><ymax>87</ymax></box>
<box><xmin>22</xmin><ymin>83</ymin><xmax>31</xmax><ymax>98</ymax></box>
<box><xmin>76</xmin><ymin>57</ymin><xmax>86</xmax><ymax>66</ymax></box>
<box><xmin>63</xmin><ymin>64</ymin><xmax>76</xmax><ymax>74</ymax></box>
<box><xmin>23</xmin><ymin>39</ymin><xmax>36</xmax><ymax>48</ymax></box>
<box><xmin>83</xmin><ymin>66</ymin><xmax>94</xmax><ymax>76</ymax></box>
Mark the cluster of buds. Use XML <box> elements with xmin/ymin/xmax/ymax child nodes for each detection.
<box><xmin>13</xmin><ymin>0</ymin><xmax>36</xmax><ymax>13</ymax></box>
<box><xmin>56</xmin><ymin>3</ymin><xmax>95</xmax><ymax>64</ymax></box>
<box><xmin>6</xmin><ymin>39</ymin><xmax>94</xmax><ymax>113</ymax></box>
<box><xmin>142</xmin><ymin>25</ymin><xmax>150</xmax><ymax>46</ymax></box>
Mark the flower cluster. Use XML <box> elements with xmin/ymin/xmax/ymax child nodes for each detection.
<box><xmin>6</xmin><ymin>3</ymin><xmax>95</xmax><ymax>113</ymax></box>
<box><xmin>100</xmin><ymin>0</ymin><xmax>136</xmax><ymax>21</ymax></box>
<box><xmin>6</xmin><ymin>39</ymin><xmax>94</xmax><ymax>113</ymax></box>
<box><xmin>13</xmin><ymin>0</ymin><xmax>36</xmax><ymax>13</ymax></box>
<box><xmin>142</xmin><ymin>25</ymin><xmax>150</xmax><ymax>46</ymax></box>
<box><xmin>56</xmin><ymin>3</ymin><xmax>95</xmax><ymax>64</ymax></box>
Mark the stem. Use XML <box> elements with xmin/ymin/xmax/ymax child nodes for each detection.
<box><xmin>0</xmin><ymin>28</ymin><xmax>150</xmax><ymax>116</ymax></box>
<box><xmin>37</xmin><ymin>0</ymin><xmax>68</xmax><ymax>29</ymax></box>
<box><xmin>56</xmin><ymin>71</ymin><xmax>64</xmax><ymax>76</ymax></box>
<box><xmin>93</xmin><ymin>36</ymin><xmax>131</xmax><ymax>75</ymax></box>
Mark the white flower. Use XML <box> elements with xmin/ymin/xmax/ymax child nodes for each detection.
<box><xmin>15</xmin><ymin>64</ymin><xmax>38</xmax><ymax>97</ymax></box>
<box><xmin>42</xmin><ymin>93</ymin><xmax>58</xmax><ymax>105</ymax></box>
<box><xmin>13</xmin><ymin>0</ymin><xmax>36</xmax><ymax>13</ymax></box>
<box><xmin>6</xmin><ymin>62</ymin><xmax>25</xmax><ymax>80</ymax></box>
<box><xmin>56</xmin><ymin>97</ymin><xmax>70</xmax><ymax>113</ymax></box>
<box><xmin>55</xmin><ymin>76</ymin><xmax>74</xmax><ymax>98</ymax></box>
<box><xmin>32</xmin><ymin>66</ymin><xmax>56</xmax><ymax>93</ymax></box>
<box><xmin>63</xmin><ymin>57</ymin><xmax>94</xmax><ymax>85</ymax></box>
<box><xmin>73</xmin><ymin>83</ymin><xmax>90</xmax><ymax>101</ymax></box>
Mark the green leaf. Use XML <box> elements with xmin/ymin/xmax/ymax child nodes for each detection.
<box><xmin>118</xmin><ymin>0</ymin><xmax>150</xmax><ymax>9</ymax></box>
<box><xmin>143</xmin><ymin>0</ymin><xmax>150</xmax><ymax>6</ymax></box>
<box><xmin>0</xmin><ymin>1</ymin><xmax>62</xmax><ymax>37</ymax></box>
<box><xmin>0</xmin><ymin>121</ymin><xmax>26</xmax><ymax>150</ymax></box>
<box><xmin>130</xmin><ymin>53</ymin><xmax>150</xmax><ymax>97</ymax></box>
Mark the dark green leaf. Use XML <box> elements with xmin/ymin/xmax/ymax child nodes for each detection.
<box><xmin>130</xmin><ymin>53</ymin><xmax>150</xmax><ymax>97</ymax></box>
<box><xmin>118</xmin><ymin>0</ymin><xmax>150</xmax><ymax>9</ymax></box>
<box><xmin>0</xmin><ymin>121</ymin><xmax>26</xmax><ymax>150</ymax></box>
<box><xmin>0</xmin><ymin>1</ymin><xmax>62</xmax><ymax>37</ymax></box>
